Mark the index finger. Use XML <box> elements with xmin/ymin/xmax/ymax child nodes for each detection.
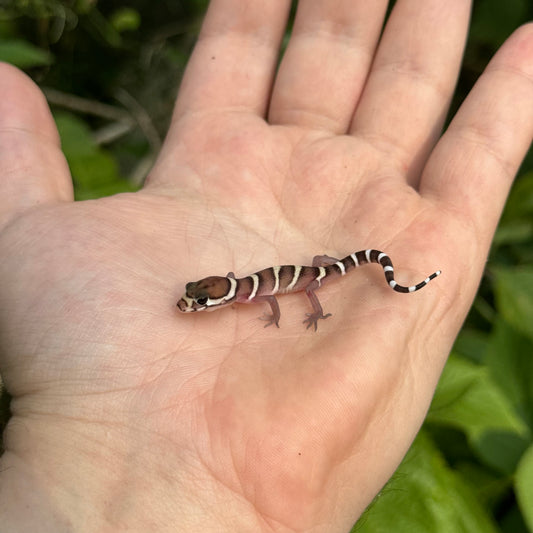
<box><xmin>421</xmin><ymin>24</ymin><xmax>533</xmax><ymax>236</ymax></box>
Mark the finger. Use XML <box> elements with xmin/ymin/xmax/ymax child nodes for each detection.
<box><xmin>269</xmin><ymin>0</ymin><xmax>388</xmax><ymax>132</ymax></box>
<box><xmin>0</xmin><ymin>63</ymin><xmax>73</xmax><ymax>230</ymax></box>
<box><xmin>351</xmin><ymin>0</ymin><xmax>471</xmax><ymax>185</ymax></box>
<box><xmin>421</xmin><ymin>24</ymin><xmax>533</xmax><ymax>236</ymax></box>
<box><xmin>172</xmin><ymin>0</ymin><xmax>291</xmax><ymax>120</ymax></box>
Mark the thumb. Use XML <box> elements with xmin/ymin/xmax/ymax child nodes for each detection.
<box><xmin>0</xmin><ymin>62</ymin><xmax>73</xmax><ymax>230</ymax></box>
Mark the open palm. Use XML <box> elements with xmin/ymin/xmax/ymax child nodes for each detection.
<box><xmin>1</xmin><ymin>2</ymin><xmax>532</xmax><ymax>532</ymax></box>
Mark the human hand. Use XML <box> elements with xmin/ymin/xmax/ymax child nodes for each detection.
<box><xmin>1</xmin><ymin>1</ymin><xmax>532</xmax><ymax>532</ymax></box>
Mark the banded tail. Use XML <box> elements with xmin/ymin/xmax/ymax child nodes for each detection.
<box><xmin>319</xmin><ymin>249</ymin><xmax>441</xmax><ymax>293</ymax></box>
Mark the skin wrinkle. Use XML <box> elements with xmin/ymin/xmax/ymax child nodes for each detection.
<box><xmin>290</xmin><ymin>1</ymin><xmax>386</xmax><ymax>50</ymax></box>
<box><xmin>374</xmin><ymin>56</ymin><xmax>454</xmax><ymax>102</ymax></box>
<box><xmin>271</xmin><ymin>24</ymin><xmax>378</xmax><ymax>129</ymax></box>
<box><xmin>453</xmin><ymin>123</ymin><xmax>524</xmax><ymax>181</ymax></box>
<box><xmin>273</xmin><ymin>74</ymin><xmax>362</xmax><ymax>131</ymax></box>
<box><xmin>292</xmin><ymin>22</ymin><xmax>367</xmax><ymax>43</ymax></box>
<box><xmin>485</xmin><ymin>56</ymin><xmax>533</xmax><ymax>85</ymax></box>
<box><xmin>197</xmin><ymin>29</ymin><xmax>285</xmax><ymax>57</ymax></box>
<box><xmin>0</xmin><ymin>136</ymin><xmax>67</xmax><ymax>183</ymax></box>
<box><xmin>0</xmin><ymin>124</ymin><xmax>60</xmax><ymax>145</ymax></box>
<box><xmin>384</xmin><ymin>202</ymin><xmax>441</xmax><ymax>255</ymax></box>
<box><xmin>192</xmin><ymin>387</ymin><xmax>261</xmax><ymax>528</ymax></box>
<box><xmin>0</xmin><ymin>169</ymin><xmax>71</xmax><ymax>223</ymax></box>
<box><xmin>271</xmin><ymin>106</ymin><xmax>346</xmax><ymax>133</ymax></box>
<box><xmin>334</xmin><ymin>177</ymin><xmax>420</xmax><ymax>251</ymax></box>
<box><xmin>198</xmin><ymin>2</ymin><xmax>290</xmax><ymax>44</ymax></box>
<box><xmin>235</xmin><ymin>348</ymin><xmax>356</xmax><ymax>520</ymax></box>
<box><xmin>280</xmin><ymin>136</ymin><xmax>358</xmax><ymax>240</ymax></box>
<box><xmin>187</xmin><ymin>157</ymin><xmax>297</xmax><ymax>254</ymax></box>
<box><xmin>355</xmin><ymin>104</ymin><xmax>449</xmax><ymax>182</ymax></box>
<box><xmin>361</xmin><ymin>127</ymin><xmax>442</xmax><ymax>179</ymax></box>
<box><xmin>431</xmin><ymin>143</ymin><xmax>511</xmax><ymax>246</ymax></box>
<box><xmin>204</xmin><ymin>360</ymin><xmax>300</xmax><ymax>528</ymax></box>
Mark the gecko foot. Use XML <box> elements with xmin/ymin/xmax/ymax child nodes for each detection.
<box><xmin>303</xmin><ymin>312</ymin><xmax>332</xmax><ymax>331</ymax></box>
<box><xmin>259</xmin><ymin>313</ymin><xmax>280</xmax><ymax>328</ymax></box>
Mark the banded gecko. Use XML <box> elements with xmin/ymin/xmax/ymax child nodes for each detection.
<box><xmin>177</xmin><ymin>249</ymin><xmax>441</xmax><ymax>331</ymax></box>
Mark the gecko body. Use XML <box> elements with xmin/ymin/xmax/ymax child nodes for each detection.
<box><xmin>177</xmin><ymin>249</ymin><xmax>441</xmax><ymax>330</ymax></box>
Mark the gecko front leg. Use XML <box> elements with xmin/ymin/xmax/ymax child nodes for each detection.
<box><xmin>254</xmin><ymin>295</ymin><xmax>281</xmax><ymax>328</ymax></box>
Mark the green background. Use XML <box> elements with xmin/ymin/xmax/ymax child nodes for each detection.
<box><xmin>1</xmin><ymin>1</ymin><xmax>533</xmax><ymax>531</ymax></box>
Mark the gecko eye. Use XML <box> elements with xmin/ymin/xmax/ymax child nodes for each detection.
<box><xmin>196</xmin><ymin>297</ymin><xmax>208</xmax><ymax>306</ymax></box>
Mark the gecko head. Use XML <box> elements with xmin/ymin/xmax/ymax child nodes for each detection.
<box><xmin>177</xmin><ymin>276</ymin><xmax>236</xmax><ymax>313</ymax></box>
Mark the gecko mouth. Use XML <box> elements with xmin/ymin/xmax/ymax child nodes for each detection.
<box><xmin>177</xmin><ymin>299</ymin><xmax>194</xmax><ymax>312</ymax></box>
<box><xmin>177</xmin><ymin>299</ymin><xmax>207</xmax><ymax>313</ymax></box>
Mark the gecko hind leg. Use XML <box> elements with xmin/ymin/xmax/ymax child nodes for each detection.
<box><xmin>302</xmin><ymin>281</ymin><xmax>332</xmax><ymax>331</ymax></box>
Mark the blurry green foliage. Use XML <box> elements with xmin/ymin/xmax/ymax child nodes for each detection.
<box><xmin>356</xmin><ymin>432</ymin><xmax>500</xmax><ymax>533</ymax></box>
<box><xmin>109</xmin><ymin>7</ymin><xmax>140</xmax><ymax>33</ymax></box>
<box><xmin>0</xmin><ymin>1</ymin><xmax>532</xmax><ymax>532</ymax></box>
<box><xmin>470</xmin><ymin>0</ymin><xmax>530</xmax><ymax>48</ymax></box>
<box><xmin>428</xmin><ymin>354</ymin><xmax>528</xmax><ymax>447</ymax></box>
<box><xmin>0</xmin><ymin>37</ymin><xmax>53</xmax><ymax>66</ymax></box>
<box><xmin>516</xmin><ymin>445</ymin><xmax>533</xmax><ymax>532</ymax></box>
<box><xmin>495</xmin><ymin>269</ymin><xmax>533</xmax><ymax>341</ymax></box>
<box><xmin>54</xmin><ymin>111</ymin><xmax>136</xmax><ymax>199</ymax></box>
<box><xmin>486</xmin><ymin>321</ymin><xmax>533</xmax><ymax>429</ymax></box>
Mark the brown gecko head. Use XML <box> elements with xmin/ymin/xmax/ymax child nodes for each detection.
<box><xmin>177</xmin><ymin>276</ymin><xmax>237</xmax><ymax>313</ymax></box>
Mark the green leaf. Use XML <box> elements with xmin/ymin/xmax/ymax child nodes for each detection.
<box><xmin>454</xmin><ymin>461</ymin><xmax>510</xmax><ymax>510</ymax></box>
<box><xmin>427</xmin><ymin>354</ymin><xmax>529</xmax><ymax>473</ymax></box>
<box><xmin>429</xmin><ymin>355</ymin><xmax>527</xmax><ymax>440</ymax></box>
<box><xmin>69</xmin><ymin>152</ymin><xmax>122</xmax><ymax>189</ymax></box>
<box><xmin>0</xmin><ymin>38</ymin><xmax>53</xmax><ymax>68</ymax></box>
<box><xmin>494</xmin><ymin>268</ymin><xmax>533</xmax><ymax>341</ymax></box>
<box><xmin>515</xmin><ymin>444</ymin><xmax>533</xmax><ymax>532</ymax></box>
<box><xmin>452</xmin><ymin>328</ymin><xmax>489</xmax><ymax>364</ymax></box>
<box><xmin>110</xmin><ymin>8</ymin><xmax>141</xmax><ymax>32</ymax></box>
<box><xmin>475</xmin><ymin>430</ymin><xmax>530</xmax><ymax>476</ymax></box>
<box><xmin>353</xmin><ymin>432</ymin><xmax>499</xmax><ymax>533</ymax></box>
<box><xmin>501</xmin><ymin>172</ymin><xmax>533</xmax><ymax>221</ymax></box>
<box><xmin>493</xmin><ymin>220</ymin><xmax>533</xmax><ymax>247</ymax></box>
<box><xmin>55</xmin><ymin>112</ymin><xmax>97</xmax><ymax>157</ymax></box>
<box><xmin>485</xmin><ymin>319</ymin><xmax>533</xmax><ymax>430</ymax></box>
<box><xmin>54</xmin><ymin>111</ymin><xmax>135</xmax><ymax>199</ymax></box>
